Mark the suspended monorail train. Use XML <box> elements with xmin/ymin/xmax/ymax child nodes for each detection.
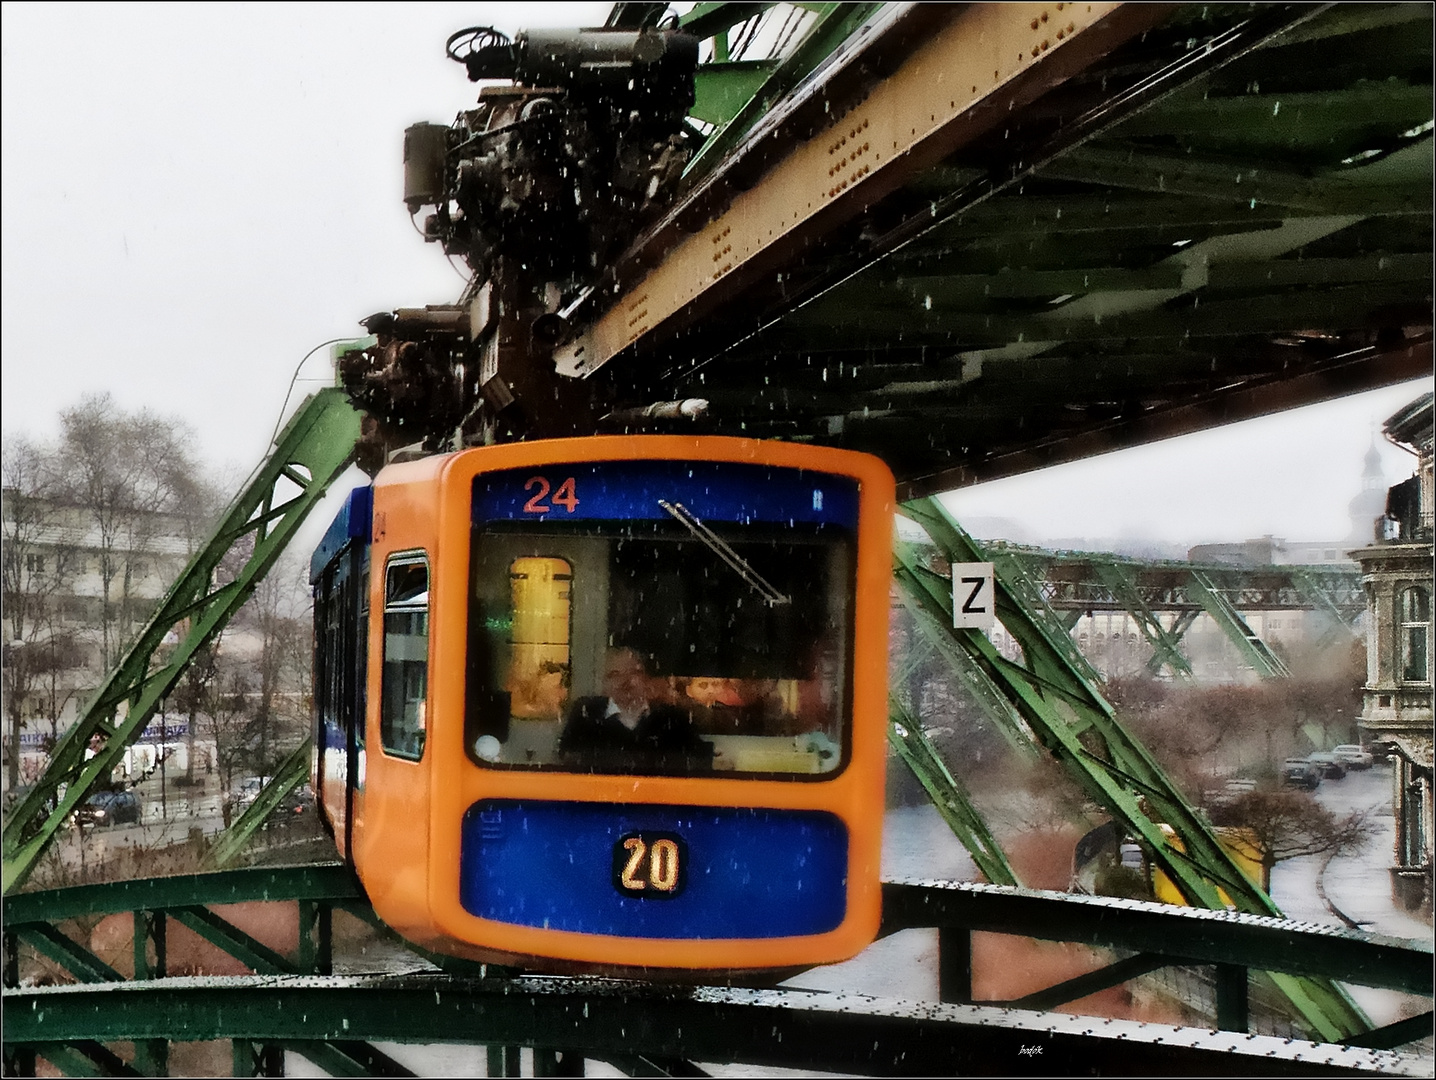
<box><xmin>310</xmin><ymin>436</ymin><xmax>894</xmax><ymax>974</ymax></box>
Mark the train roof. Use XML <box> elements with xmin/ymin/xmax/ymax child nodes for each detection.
<box><xmin>310</xmin><ymin>484</ymin><xmax>373</xmax><ymax>584</ymax></box>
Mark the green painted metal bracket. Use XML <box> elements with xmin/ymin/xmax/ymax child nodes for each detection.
<box><xmin>1092</xmin><ymin>561</ymin><xmax>1195</xmax><ymax>680</ymax></box>
<box><xmin>683</xmin><ymin>3</ymin><xmax>883</xmax><ymax>179</ymax></box>
<box><xmin>1185</xmin><ymin>569</ymin><xmax>1291</xmax><ymax>679</ymax></box>
<box><xmin>202</xmin><ymin>738</ymin><xmax>312</xmax><ymax>870</ymax></box>
<box><xmin>894</xmin><ymin>499</ymin><xmax>1371</xmax><ymax>1041</ymax></box>
<box><xmin>3</xmin><ymin>388</ymin><xmax>364</xmax><ymax>894</ymax></box>
<box><xmin>15</xmin><ymin>923</ymin><xmax>123</xmax><ymax>984</ymax></box>
<box><xmin>887</xmin><ymin>700</ymin><xmax>1018</xmax><ymax>887</ymax></box>
<box><xmin>691</xmin><ymin>60</ymin><xmax>779</xmax><ymax>125</ymax></box>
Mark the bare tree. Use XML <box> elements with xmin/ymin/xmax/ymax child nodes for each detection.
<box><xmin>55</xmin><ymin>394</ymin><xmax>207</xmax><ymax>670</ymax></box>
<box><xmin>1207</xmin><ymin>787</ymin><xmax>1376</xmax><ymax>881</ymax></box>
<box><xmin>2</xmin><ymin>436</ymin><xmax>83</xmax><ymax>790</ymax></box>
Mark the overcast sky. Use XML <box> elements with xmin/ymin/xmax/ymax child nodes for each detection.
<box><xmin>3</xmin><ymin>3</ymin><xmax>1429</xmax><ymax>552</ymax></box>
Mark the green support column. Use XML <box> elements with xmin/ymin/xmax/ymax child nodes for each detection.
<box><xmin>298</xmin><ymin>900</ymin><xmax>333</xmax><ymax>976</ymax></box>
<box><xmin>203</xmin><ymin>739</ymin><xmax>313</xmax><ymax>870</ymax></box>
<box><xmin>1185</xmin><ymin>569</ymin><xmax>1290</xmax><ymax>678</ymax></box>
<box><xmin>888</xmin><ymin>700</ymin><xmax>1018</xmax><ymax>887</ymax></box>
<box><xmin>3</xmin><ymin>388</ymin><xmax>363</xmax><ymax>893</ymax></box>
<box><xmin>894</xmin><ymin>497</ymin><xmax>1369</xmax><ymax>1042</ymax></box>
<box><xmin>1092</xmin><ymin>561</ymin><xmax>1195</xmax><ymax>679</ymax></box>
<box><xmin>1288</xmin><ymin>567</ymin><xmax>1363</xmax><ymax>651</ymax></box>
<box><xmin>1147</xmin><ymin>609</ymin><xmax>1200</xmax><ymax>677</ymax></box>
<box><xmin>132</xmin><ymin>910</ymin><xmax>169</xmax><ymax>1075</ymax></box>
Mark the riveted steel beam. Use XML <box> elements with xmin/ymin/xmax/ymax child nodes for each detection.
<box><xmin>557</xmin><ymin>2</ymin><xmax>1170</xmax><ymax>378</ymax></box>
<box><xmin>3</xmin><ymin>389</ymin><xmax>364</xmax><ymax>894</ymax></box>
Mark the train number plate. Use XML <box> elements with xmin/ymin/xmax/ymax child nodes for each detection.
<box><xmin>613</xmin><ymin>832</ymin><xmax>686</xmax><ymax>899</ymax></box>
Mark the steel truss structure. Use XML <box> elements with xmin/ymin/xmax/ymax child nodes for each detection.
<box><xmin>1</xmin><ymin>390</ymin><xmax>363</xmax><ymax>895</ymax></box>
<box><xmin>977</xmin><ymin>540</ymin><xmax>1364</xmax><ymax>679</ymax></box>
<box><xmin>2</xmin><ymin>864</ymin><xmax>1430</xmax><ymax>1076</ymax></box>
<box><xmin>3</xmin><ymin>2</ymin><xmax>1432</xmax><ymax>1070</ymax></box>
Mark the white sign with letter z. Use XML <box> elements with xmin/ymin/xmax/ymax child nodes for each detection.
<box><xmin>951</xmin><ymin>562</ymin><xmax>995</xmax><ymax>630</ymax></box>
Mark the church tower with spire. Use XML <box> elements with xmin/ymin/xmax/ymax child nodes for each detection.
<box><xmin>1347</xmin><ymin>434</ymin><xmax>1388</xmax><ymax>543</ymax></box>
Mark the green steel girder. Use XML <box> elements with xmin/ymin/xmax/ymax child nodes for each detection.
<box><xmin>201</xmin><ymin>738</ymin><xmax>312</xmax><ymax>870</ymax></box>
<box><xmin>1092</xmin><ymin>561</ymin><xmax>1195</xmax><ymax>680</ymax></box>
<box><xmin>1289</xmin><ymin>567</ymin><xmax>1364</xmax><ymax>650</ymax></box>
<box><xmin>2</xmin><ymin>388</ymin><xmax>364</xmax><ymax>894</ymax></box>
<box><xmin>29</xmin><ymin>1041</ymin><xmax>140</xmax><ymax>1078</ymax></box>
<box><xmin>887</xmin><ymin>700</ymin><xmax>1018</xmax><ymax>887</ymax></box>
<box><xmin>3</xmin><ymin>864</ymin><xmax>363</xmax><ymax>928</ymax></box>
<box><xmin>1187</xmin><ymin>569</ymin><xmax>1292</xmax><ymax>678</ymax></box>
<box><xmin>4</xmin><ymin>971</ymin><xmax>1424</xmax><ymax>1077</ymax></box>
<box><xmin>169</xmin><ymin>905</ymin><xmax>296</xmax><ymax>976</ymax></box>
<box><xmin>1005</xmin><ymin>952</ymin><xmax>1170</xmax><ymax>1011</ymax></box>
<box><xmin>690</xmin><ymin>60</ymin><xmax>777</xmax><ymax>125</ymax></box>
<box><xmin>891</xmin><ymin>586</ymin><xmax>1040</xmax><ymax>762</ymax></box>
<box><xmin>4</xmin><ymin>868</ymin><xmax>1430</xmax><ymax>1071</ymax></box>
<box><xmin>894</xmin><ymin>498</ymin><xmax>1370</xmax><ymax>1042</ymax></box>
<box><xmin>14</xmin><ymin>923</ymin><xmax>123</xmax><ymax>985</ymax></box>
<box><xmin>678</xmin><ymin>2</ymin><xmax>772</xmax><ymax>42</ymax></box>
<box><xmin>895</xmin><ymin>505</ymin><xmax>1264</xmax><ymax>911</ymax></box>
<box><xmin>879</xmin><ymin>881</ymin><xmax>1433</xmax><ymax>998</ymax></box>
<box><xmin>981</xmin><ymin>548</ymin><xmax>1106</xmax><ymax>689</ymax></box>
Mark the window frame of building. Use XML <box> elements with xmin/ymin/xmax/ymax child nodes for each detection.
<box><xmin>1398</xmin><ymin>584</ymin><xmax>1431</xmax><ymax>685</ymax></box>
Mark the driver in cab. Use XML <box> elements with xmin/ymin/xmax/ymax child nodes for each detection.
<box><xmin>558</xmin><ymin>648</ymin><xmax>713</xmax><ymax>774</ymax></box>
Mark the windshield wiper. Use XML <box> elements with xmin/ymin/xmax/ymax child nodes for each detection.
<box><xmin>657</xmin><ymin>500</ymin><xmax>791</xmax><ymax>605</ymax></box>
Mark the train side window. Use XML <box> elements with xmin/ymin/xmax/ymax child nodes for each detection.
<box><xmin>381</xmin><ymin>554</ymin><xmax>430</xmax><ymax>761</ymax></box>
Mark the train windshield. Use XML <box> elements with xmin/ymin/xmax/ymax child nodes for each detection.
<box><xmin>466</xmin><ymin>461</ymin><xmax>858</xmax><ymax>778</ymax></box>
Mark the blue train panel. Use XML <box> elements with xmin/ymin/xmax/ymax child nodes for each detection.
<box><xmin>459</xmin><ymin>801</ymin><xmax>848</xmax><ymax>939</ymax></box>
<box><xmin>310</xmin><ymin>485</ymin><xmax>373</xmax><ymax>584</ymax></box>
<box><xmin>473</xmin><ymin>461</ymin><xmax>859</xmax><ymax>529</ymax></box>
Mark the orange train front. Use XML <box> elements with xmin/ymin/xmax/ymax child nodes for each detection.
<box><xmin>310</xmin><ymin>436</ymin><xmax>895</xmax><ymax>974</ymax></box>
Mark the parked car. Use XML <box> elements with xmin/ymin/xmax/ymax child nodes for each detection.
<box><xmin>74</xmin><ymin>789</ymin><xmax>141</xmax><ymax>827</ymax></box>
<box><xmin>1331</xmin><ymin>744</ymin><xmax>1374</xmax><ymax>770</ymax></box>
<box><xmin>1282</xmin><ymin>757</ymin><xmax>1322</xmax><ymax>791</ymax></box>
<box><xmin>266</xmin><ymin>783</ymin><xmax>313</xmax><ymax>829</ymax></box>
<box><xmin>231</xmin><ymin>776</ymin><xmax>271</xmax><ymax>811</ymax></box>
<box><xmin>1305</xmin><ymin>752</ymin><xmax>1347</xmax><ymax>780</ymax></box>
<box><xmin>1206</xmin><ymin>778</ymin><xmax>1258</xmax><ymax>808</ymax></box>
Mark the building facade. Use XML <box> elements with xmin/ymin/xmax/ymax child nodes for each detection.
<box><xmin>1352</xmin><ymin>391</ymin><xmax>1434</xmax><ymax>914</ymax></box>
<box><xmin>1</xmin><ymin>489</ymin><xmax>195</xmax><ymax>781</ymax></box>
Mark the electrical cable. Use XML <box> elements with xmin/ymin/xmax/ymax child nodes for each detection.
<box><xmin>268</xmin><ymin>338</ymin><xmax>357</xmax><ymax>449</ymax></box>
